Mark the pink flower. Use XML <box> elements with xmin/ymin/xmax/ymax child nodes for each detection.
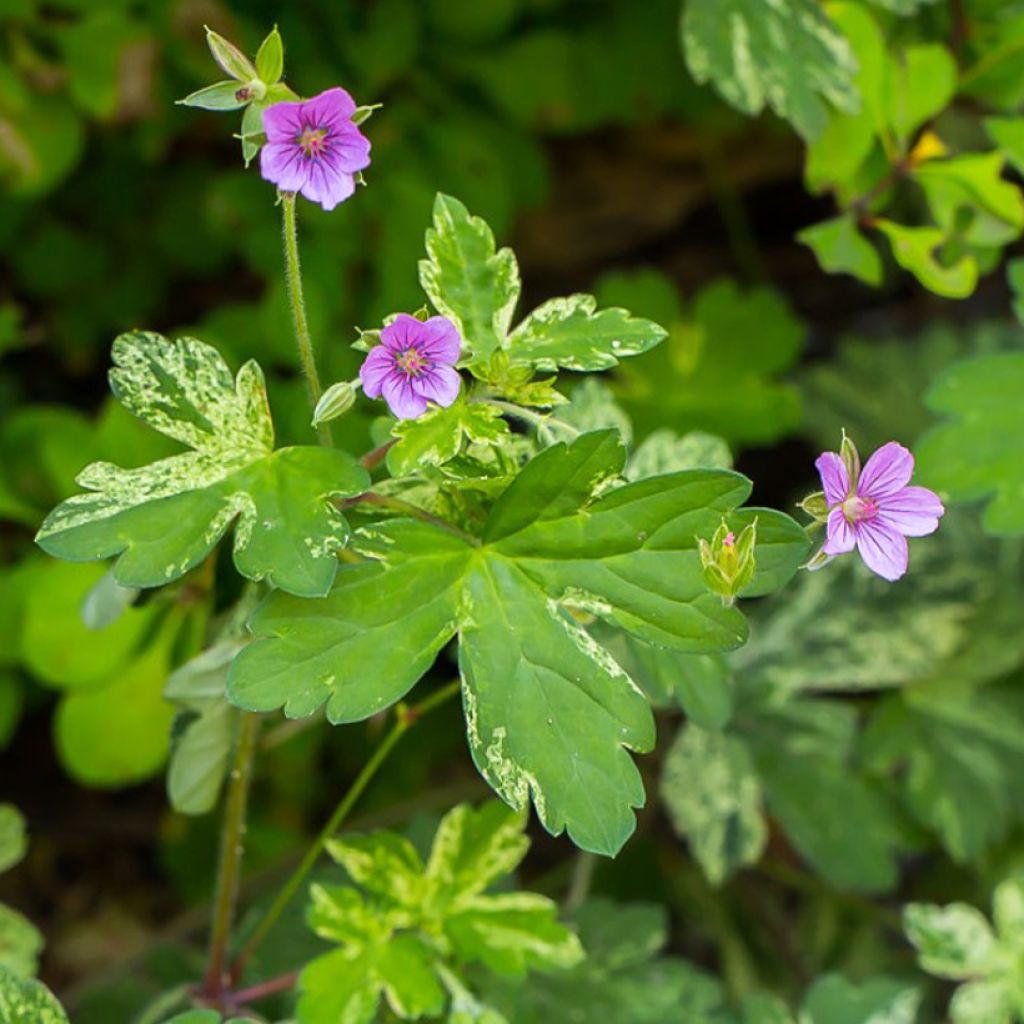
<box><xmin>259</xmin><ymin>87</ymin><xmax>371</xmax><ymax>211</ymax></box>
<box><xmin>359</xmin><ymin>314</ymin><xmax>462</xmax><ymax>420</ymax></box>
<box><xmin>815</xmin><ymin>441</ymin><xmax>944</xmax><ymax>581</ymax></box>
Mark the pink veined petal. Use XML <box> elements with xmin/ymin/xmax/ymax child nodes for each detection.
<box><xmin>359</xmin><ymin>346</ymin><xmax>396</xmax><ymax>397</ymax></box>
<box><xmin>380</xmin><ymin>314</ymin><xmax>421</xmax><ymax>353</ymax></box>
<box><xmin>301</xmin><ymin>87</ymin><xmax>357</xmax><ymax>129</ymax></box>
<box><xmin>822</xmin><ymin>507</ymin><xmax>856</xmax><ymax>555</ymax></box>
<box><xmin>875</xmin><ymin>485</ymin><xmax>945</xmax><ymax>538</ymax></box>
<box><xmin>327</xmin><ymin>122</ymin><xmax>371</xmax><ymax>173</ymax></box>
<box><xmin>858</xmin><ymin>442</ymin><xmax>915</xmax><ymax>500</ymax></box>
<box><xmin>414</xmin><ymin>365</ymin><xmax>461</xmax><ymax>408</ymax></box>
<box><xmin>382</xmin><ymin>373</ymin><xmax>428</xmax><ymax>420</ymax></box>
<box><xmin>855</xmin><ymin>520</ymin><xmax>909</xmax><ymax>582</ymax></box>
<box><xmin>259</xmin><ymin>142</ymin><xmax>309</xmax><ymax>192</ymax></box>
<box><xmin>416</xmin><ymin>316</ymin><xmax>461</xmax><ymax>365</ymax></box>
<box><xmin>300</xmin><ymin>160</ymin><xmax>355</xmax><ymax>211</ymax></box>
<box><xmin>815</xmin><ymin>452</ymin><xmax>850</xmax><ymax>507</ymax></box>
<box><xmin>261</xmin><ymin>101</ymin><xmax>305</xmax><ymax>143</ymax></box>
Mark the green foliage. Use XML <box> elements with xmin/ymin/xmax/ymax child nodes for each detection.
<box><xmin>0</xmin><ymin>807</ymin><xmax>42</xmax><ymax>979</ymax></box>
<box><xmin>597</xmin><ymin>271</ymin><xmax>806</xmax><ymax>445</ymax></box>
<box><xmin>905</xmin><ymin>876</ymin><xmax>1024</xmax><ymax>1023</ymax></box>
<box><xmin>36</xmin><ymin>332</ymin><xmax>370</xmax><ymax>597</ymax></box>
<box><xmin>230</xmin><ymin>431</ymin><xmax>807</xmax><ymax>854</ymax></box>
<box><xmin>298</xmin><ymin>801</ymin><xmax>581</xmax><ymax>1024</ymax></box>
<box><xmin>0</xmin><ymin>968</ymin><xmax>69</xmax><ymax>1024</ymax></box>
<box><xmin>681</xmin><ymin>0</ymin><xmax>859</xmax><ymax>141</ymax></box>
<box><xmin>916</xmin><ymin>351</ymin><xmax>1024</xmax><ymax>534</ymax></box>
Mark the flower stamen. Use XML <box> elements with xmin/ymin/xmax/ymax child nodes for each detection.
<box><xmin>395</xmin><ymin>346</ymin><xmax>429</xmax><ymax>378</ymax></box>
<box><xmin>297</xmin><ymin>125</ymin><xmax>329</xmax><ymax>159</ymax></box>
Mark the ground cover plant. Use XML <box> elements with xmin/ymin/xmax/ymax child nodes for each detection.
<box><xmin>2</xmin><ymin>1</ymin><xmax>1024</xmax><ymax>1022</ymax></box>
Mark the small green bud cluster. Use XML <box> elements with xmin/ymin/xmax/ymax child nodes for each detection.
<box><xmin>698</xmin><ymin>517</ymin><xmax>757</xmax><ymax>605</ymax></box>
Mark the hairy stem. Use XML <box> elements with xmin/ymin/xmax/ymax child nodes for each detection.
<box><xmin>281</xmin><ymin>192</ymin><xmax>333</xmax><ymax>446</ymax></box>
<box><xmin>229</xmin><ymin>680</ymin><xmax>462</xmax><ymax>983</ymax></box>
<box><xmin>203</xmin><ymin>711</ymin><xmax>260</xmax><ymax>997</ymax></box>
<box><xmin>229</xmin><ymin>969</ymin><xmax>300</xmax><ymax>1008</ymax></box>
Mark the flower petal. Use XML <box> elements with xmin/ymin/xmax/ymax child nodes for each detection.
<box><xmin>858</xmin><ymin>442</ymin><xmax>914</xmax><ymax>500</ymax></box>
<box><xmin>876</xmin><ymin>485</ymin><xmax>945</xmax><ymax>538</ymax></box>
<box><xmin>301</xmin><ymin>87</ymin><xmax>357</xmax><ymax>129</ymax></box>
<box><xmin>300</xmin><ymin>161</ymin><xmax>355</xmax><ymax>211</ymax></box>
<box><xmin>359</xmin><ymin>346</ymin><xmax>395</xmax><ymax>397</ymax></box>
<box><xmin>815</xmin><ymin>452</ymin><xmax>850</xmax><ymax>507</ymax></box>
<box><xmin>261</xmin><ymin>100</ymin><xmax>305</xmax><ymax>144</ymax></box>
<box><xmin>855</xmin><ymin>520</ymin><xmax>909</xmax><ymax>581</ymax></box>
<box><xmin>380</xmin><ymin>314</ymin><xmax>421</xmax><ymax>353</ymax></box>
<box><xmin>416</xmin><ymin>316</ymin><xmax>461</xmax><ymax>365</ymax></box>
<box><xmin>822</xmin><ymin>507</ymin><xmax>856</xmax><ymax>555</ymax></box>
<box><xmin>382</xmin><ymin>374</ymin><xmax>428</xmax><ymax>420</ymax></box>
<box><xmin>415</xmin><ymin>365</ymin><xmax>461</xmax><ymax>408</ymax></box>
<box><xmin>327</xmin><ymin>122</ymin><xmax>371</xmax><ymax>174</ymax></box>
<box><xmin>259</xmin><ymin>141</ymin><xmax>309</xmax><ymax>192</ymax></box>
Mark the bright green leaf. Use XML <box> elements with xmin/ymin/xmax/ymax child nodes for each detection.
<box><xmin>681</xmin><ymin>0</ymin><xmax>859</xmax><ymax>141</ymax></box>
<box><xmin>255</xmin><ymin>26</ymin><xmax>284</xmax><ymax>84</ymax></box>
<box><xmin>798</xmin><ymin>214</ymin><xmax>882</xmax><ymax>285</ymax></box>
<box><xmin>36</xmin><ymin>333</ymin><xmax>370</xmax><ymax>597</ymax></box>
<box><xmin>875</xmin><ymin>220</ymin><xmax>979</xmax><ymax>298</ymax></box>
<box><xmin>987</xmin><ymin>117</ymin><xmax>1024</xmax><ymax>177</ymax></box>
<box><xmin>419</xmin><ymin>194</ymin><xmax>520</xmax><ymax>361</ymax></box>
<box><xmin>0</xmin><ymin>967</ymin><xmax>69</xmax><ymax>1023</ymax></box>
<box><xmin>904</xmin><ymin>902</ymin><xmax>997</xmax><ymax>979</ymax></box>
<box><xmin>0</xmin><ymin>905</ymin><xmax>43</xmax><ymax>979</ymax></box>
<box><xmin>801</xmin><ymin>974</ymin><xmax>920</xmax><ymax>1024</ymax></box>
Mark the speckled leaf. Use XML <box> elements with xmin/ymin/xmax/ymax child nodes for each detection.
<box><xmin>0</xmin><ymin>905</ymin><xmax>43</xmax><ymax>979</ymax></box>
<box><xmin>917</xmin><ymin>352</ymin><xmax>1024</xmax><ymax>534</ymax></box>
<box><xmin>681</xmin><ymin>0</ymin><xmax>860</xmax><ymax>141</ymax></box>
<box><xmin>801</xmin><ymin>974</ymin><xmax>921</xmax><ymax>1024</ymax></box>
<box><xmin>0</xmin><ymin>967</ymin><xmax>69</xmax><ymax>1023</ymax></box>
<box><xmin>661</xmin><ymin>723</ymin><xmax>766</xmax><ymax>885</ymax></box>
<box><xmin>904</xmin><ymin>902</ymin><xmax>997</xmax><ymax>979</ymax></box>
<box><xmin>230</xmin><ymin>433</ymin><xmax>807</xmax><ymax>855</ymax></box>
<box><xmin>36</xmin><ymin>333</ymin><xmax>369</xmax><ymax>597</ymax></box>
<box><xmin>419</xmin><ymin>194</ymin><xmax>520</xmax><ymax>361</ymax></box>
<box><xmin>507</xmin><ymin>294</ymin><xmax>666</xmax><ymax>371</ymax></box>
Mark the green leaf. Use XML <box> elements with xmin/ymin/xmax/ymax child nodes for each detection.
<box><xmin>868</xmin><ymin>0</ymin><xmax>939</xmax><ymax>11</ymax></box>
<box><xmin>681</xmin><ymin>0</ymin><xmax>859</xmax><ymax>141</ymax></box>
<box><xmin>326</xmin><ymin>833</ymin><xmax>425</xmax><ymax>909</ymax></box>
<box><xmin>506</xmin><ymin>294</ymin><xmax>666</xmax><ymax>371</ymax></box>
<box><xmin>601</xmin><ymin>272</ymin><xmax>805</xmax><ymax>446</ymax></box>
<box><xmin>164</xmin><ymin>641</ymin><xmax>242</xmax><ymax>815</ymax></box>
<box><xmin>255</xmin><ymin>26</ymin><xmax>284</xmax><ymax>84</ymax></box>
<box><xmin>231</xmin><ymin>433</ymin><xmax>808</xmax><ymax>854</ymax></box>
<box><xmin>916</xmin><ymin>351</ymin><xmax>1024</xmax><ymax>533</ymax></box>
<box><xmin>875</xmin><ymin>220</ymin><xmax>979</xmax><ymax>298</ymax></box>
<box><xmin>1009</xmin><ymin>258</ymin><xmax>1024</xmax><ymax>324</ymax></box>
<box><xmin>419</xmin><ymin>194</ymin><xmax>521</xmax><ymax>361</ymax></box>
<box><xmin>297</xmin><ymin>948</ymin><xmax>383</xmax><ymax>1024</ymax></box>
<box><xmin>480</xmin><ymin>898</ymin><xmax>731</xmax><ymax>1023</ymax></box>
<box><xmin>798</xmin><ymin>215</ymin><xmax>882</xmax><ymax>285</ymax></box>
<box><xmin>801</xmin><ymin>974</ymin><xmax>921</xmax><ymax>1024</ymax></box>
<box><xmin>865</xmin><ymin>680</ymin><xmax>1024</xmax><ymax>862</ymax></box>
<box><xmin>885</xmin><ymin>44</ymin><xmax>957</xmax><ymax>143</ymax></box>
<box><xmin>0</xmin><ymin>967</ymin><xmax>69</xmax><ymax>1023</ymax></box>
<box><xmin>0</xmin><ymin>806</ymin><xmax>27</xmax><ymax>875</ymax></box>
<box><xmin>387</xmin><ymin>398</ymin><xmax>510</xmax><ymax>477</ymax></box>
<box><xmin>904</xmin><ymin>902</ymin><xmax>997</xmax><ymax>980</ymax></box>
<box><xmin>661</xmin><ymin>723</ymin><xmax>766</xmax><ymax>885</ymax></box>
<box><xmin>626</xmin><ymin>430</ymin><xmax>731</xmax><ymax>480</ymax></box>
<box><xmin>986</xmin><ymin>117</ymin><xmax>1024</xmax><ymax>177</ymax></box>
<box><xmin>178</xmin><ymin>81</ymin><xmax>248</xmax><ymax>111</ymax></box>
<box><xmin>36</xmin><ymin>333</ymin><xmax>370</xmax><ymax>597</ymax></box>
<box><xmin>0</xmin><ymin>905</ymin><xmax>43</xmax><ymax>979</ymax></box>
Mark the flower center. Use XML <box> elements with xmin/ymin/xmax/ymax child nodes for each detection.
<box><xmin>297</xmin><ymin>125</ymin><xmax>329</xmax><ymax>159</ymax></box>
<box><xmin>396</xmin><ymin>347</ymin><xmax>429</xmax><ymax>377</ymax></box>
<box><xmin>841</xmin><ymin>495</ymin><xmax>879</xmax><ymax>524</ymax></box>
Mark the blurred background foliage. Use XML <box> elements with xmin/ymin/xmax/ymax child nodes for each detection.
<box><xmin>3</xmin><ymin>0</ymin><xmax>1024</xmax><ymax>1020</ymax></box>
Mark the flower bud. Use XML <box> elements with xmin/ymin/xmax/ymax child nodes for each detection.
<box><xmin>698</xmin><ymin>518</ymin><xmax>757</xmax><ymax>605</ymax></box>
<box><xmin>312</xmin><ymin>380</ymin><xmax>357</xmax><ymax>427</ymax></box>
<box><xmin>255</xmin><ymin>26</ymin><xmax>284</xmax><ymax>85</ymax></box>
<box><xmin>798</xmin><ymin>490</ymin><xmax>829</xmax><ymax>522</ymax></box>
<box><xmin>205</xmin><ymin>27</ymin><xmax>257</xmax><ymax>82</ymax></box>
<box><xmin>840</xmin><ymin>429</ymin><xmax>860</xmax><ymax>488</ymax></box>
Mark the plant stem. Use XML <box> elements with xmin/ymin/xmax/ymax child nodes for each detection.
<box><xmin>281</xmin><ymin>192</ymin><xmax>333</xmax><ymax>446</ymax></box>
<box><xmin>343</xmin><ymin>491</ymin><xmax>480</xmax><ymax>545</ymax></box>
<box><xmin>360</xmin><ymin>438</ymin><xmax>397</xmax><ymax>471</ymax></box>
<box><xmin>564</xmin><ymin>851</ymin><xmax>597</xmax><ymax>913</ymax></box>
<box><xmin>203</xmin><ymin>711</ymin><xmax>260</xmax><ymax>998</ymax></box>
<box><xmin>230</xmin><ymin>969</ymin><xmax>300</xmax><ymax>1008</ymax></box>
<box><xmin>228</xmin><ymin>679</ymin><xmax>462</xmax><ymax>983</ymax></box>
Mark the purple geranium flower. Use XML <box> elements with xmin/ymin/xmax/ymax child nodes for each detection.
<box><xmin>815</xmin><ymin>441</ymin><xmax>944</xmax><ymax>581</ymax></box>
<box><xmin>360</xmin><ymin>314</ymin><xmax>462</xmax><ymax>420</ymax></box>
<box><xmin>259</xmin><ymin>87</ymin><xmax>371</xmax><ymax>211</ymax></box>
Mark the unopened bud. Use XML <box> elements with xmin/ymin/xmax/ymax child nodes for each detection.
<box><xmin>840</xmin><ymin>429</ymin><xmax>861</xmax><ymax>488</ymax></box>
<box><xmin>312</xmin><ymin>380</ymin><xmax>358</xmax><ymax>427</ymax></box>
<box><xmin>798</xmin><ymin>490</ymin><xmax>829</xmax><ymax>522</ymax></box>
<box><xmin>698</xmin><ymin>518</ymin><xmax>757</xmax><ymax>605</ymax></box>
<box><xmin>255</xmin><ymin>26</ymin><xmax>284</xmax><ymax>85</ymax></box>
<box><xmin>205</xmin><ymin>27</ymin><xmax>257</xmax><ymax>82</ymax></box>
<box><xmin>804</xmin><ymin>547</ymin><xmax>833</xmax><ymax>573</ymax></box>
